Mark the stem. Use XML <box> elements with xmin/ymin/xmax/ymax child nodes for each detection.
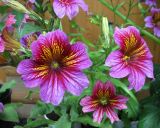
<box><xmin>98</xmin><ymin>0</ymin><xmax>160</xmax><ymax>44</ymax></box>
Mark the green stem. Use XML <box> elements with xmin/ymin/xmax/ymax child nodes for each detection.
<box><xmin>98</xmin><ymin>0</ymin><xmax>160</xmax><ymax>44</ymax></box>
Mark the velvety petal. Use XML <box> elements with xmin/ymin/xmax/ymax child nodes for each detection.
<box><xmin>40</xmin><ymin>73</ymin><xmax>65</xmax><ymax>105</ymax></box>
<box><xmin>105</xmin><ymin>81</ymin><xmax>116</xmax><ymax>96</ymax></box>
<box><xmin>0</xmin><ymin>102</ymin><xmax>4</xmax><ymax>113</ymax></box>
<box><xmin>80</xmin><ymin>96</ymin><xmax>98</xmax><ymax>112</ymax></box>
<box><xmin>60</xmin><ymin>68</ymin><xmax>89</xmax><ymax>96</ymax></box>
<box><xmin>105</xmin><ymin>50</ymin><xmax>123</xmax><ymax>67</ymax></box>
<box><xmin>128</xmin><ymin>69</ymin><xmax>146</xmax><ymax>91</ymax></box>
<box><xmin>66</xmin><ymin>4</ymin><xmax>79</xmax><ymax>20</ymax></box>
<box><xmin>154</xmin><ymin>27</ymin><xmax>160</xmax><ymax>37</ymax></box>
<box><xmin>31</xmin><ymin>30</ymin><xmax>69</xmax><ymax>61</ymax></box>
<box><xmin>63</xmin><ymin>42</ymin><xmax>92</xmax><ymax>70</ymax></box>
<box><xmin>110</xmin><ymin>95</ymin><xmax>128</xmax><ymax>110</ymax></box>
<box><xmin>0</xmin><ymin>36</ymin><xmax>5</xmax><ymax>52</ymax></box>
<box><xmin>93</xmin><ymin>108</ymin><xmax>104</xmax><ymax>123</ymax></box>
<box><xmin>144</xmin><ymin>16</ymin><xmax>154</xmax><ymax>28</ymax></box>
<box><xmin>77</xmin><ymin>0</ymin><xmax>88</xmax><ymax>12</ymax></box>
<box><xmin>53</xmin><ymin>0</ymin><xmax>66</xmax><ymax>19</ymax></box>
<box><xmin>17</xmin><ymin>59</ymin><xmax>48</xmax><ymax>88</ymax></box>
<box><xmin>105</xmin><ymin>106</ymin><xmax>119</xmax><ymax>123</ymax></box>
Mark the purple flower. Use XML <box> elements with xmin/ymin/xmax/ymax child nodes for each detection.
<box><xmin>29</xmin><ymin>0</ymin><xmax>35</xmax><ymax>3</ymax></box>
<box><xmin>0</xmin><ymin>102</ymin><xmax>4</xmax><ymax>113</ymax></box>
<box><xmin>105</xmin><ymin>26</ymin><xmax>154</xmax><ymax>91</ymax></box>
<box><xmin>53</xmin><ymin>0</ymin><xmax>88</xmax><ymax>20</ymax></box>
<box><xmin>20</xmin><ymin>32</ymin><xmax>41</xmax><ymax>49</ymax></box>
<box><xmin>80</xmin><ymin>81</ymin><xmax>128</xmax><ymax>123</ymax></box>
<box><xmin>145</xmin><ymin>8</ymin><xmax>160</xmax><ymax>37</ymax></box>
<box><xmin>0</xmin><ymin>36</ymin><xmax>5</xmax><ymax>53</ymax></box>
<box><xmin>17</xmin><ymin>30</ymin><xmax>92</xmax><ymax>105</ymax></box>
<box><xmin>145</xmin><ymin>0</ymin><xmax>157</xmax><ymax>7</ymax></box>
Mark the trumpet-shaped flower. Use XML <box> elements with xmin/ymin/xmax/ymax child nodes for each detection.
<box><xmin>80</xmin><ymin>81</ymin><xmax>128</xmax><ymax>123</ymax></box>
<box><xmin>5</xmin><ymin>14</ymin><xmax>16</xmax><ymax>27</ymax></box>
<box><xmin>145</xmin><ymin>0</ymin><xmax>157</xmax><ymax>7</ymax></box>
<box><xmin>17</xmin><ymin>30</ymin><xmax>92</xmax><ymax>105</ymax></box>
<box><xmin>53</xmin><ymin>0</ymin><xmax>88</xmax><ymax>20</ymax></box>
<box><xmin>105</xmin><ymin>26</ymin><xmax>154</xmax><ymax>91</ymax></box>
<box><xmin>145</xmin><ymin>8</ymin><xmax>160</xmax><ymax>37</ymax></box>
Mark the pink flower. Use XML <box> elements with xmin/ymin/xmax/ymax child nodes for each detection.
<box><xmin>80</xmin><ymin>81</ymin><xmax>128</xmax><ymax>124</ymax></box>
<box><xmin>5</xmin><ymin>14</ymin><xmax>16</xmax><ymax>27</ymax></box>
<box><xmin>53</xmin><ymin>0</ymin><xmax>88</xmax><ymax>20</ymax></box>
<box><xmin>105</xmin><ymin>26</ymin><xmax>154</xmax><ymax>91</ymax></box>
<box><xmin>0</xmin><ymin>36</ymin><xmax>5</xmax><ymax>53</ymax></box>
<box><xmin>144</xmin><ymin>8</ymin><xmax>160</xmax><ymax>37</ymax></box>
<box><xmin>17</xmin><ymin>30</ymin><xmax>92</xmax><ymax>105</ymax></box>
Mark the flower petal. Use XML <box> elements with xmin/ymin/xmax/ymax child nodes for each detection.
<box><xmin>63</xmin><ymin>42</ymin><xmax>92</xmax><ymax>70</ymax></box>
<box><xmin>128</xmin><ymin>68</ymin><xmax>146</xmax><ymax>91</ymax></box>
<box><xmin>144</xmin><ymin>16</ymin><xmax>154</xmax><ymax>28</ymax></box>
<box><xmin>154</xmin><ymin>27</ymin><xmax>160</xmax><ymax>38</ymax></box>
<box><xmin>0</xmin><ymin>36</ymin><xmax>5</xmax><ymax>52</ymax></box>
<box><xmin>77</xmin><ymin>0</ymin><xmax>88</xmax><ymax>12</ymax></box>
<box><xmin>110</xmin><ymin>95</ymin><xmax>128</xmax><ymax>110</ymax></box>
<box><xmin>66</xmin><ymin>4</ymin><xmax>79</xmax><ymax>20</ymax></box>
<box><xmin>53</xmin><ymin>0</ymin><xmax>66</xmax><ymax>19</ymax></box>
<box><xmin>105</xmin><ymin>106</ymin><xmax>119</xmax><ymax>123</ymax></box>
<box><xmin>80</xmin><ymin>96</ymin><xmax>98</xmax><ymax>112</ymax></box>
<box><xmin>60</xmin><ymin>68</ymin><xmax>89</xmax><ymax>96</ymax></box>
<box><xmin>40</xmin><ymin>73</ymin><xmax>65</xmax><ymax>106</ymax></box>
<box><xmin>17</xmin><ymin>59</ymin><xmax>48</xmax><ymax>88</ymax></box>
<box><xmin>93</xmin><ymin>108</ymin><xmax>104</xmax><ymax>123</ymax></box>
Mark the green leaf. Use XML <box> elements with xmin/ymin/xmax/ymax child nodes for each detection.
<box><xmin>0</xmin><ymin>80</ymin><xmax>16</xmax><ymax>93</ymax></box>
<box><xmin>0</xmin><ymin>103</ymin><xmax>19</xmax><ymax>122</ymax></box>
<box><xmin>24</xmin><ymin>118</ymin><xmax>55</xmax><ymax>128</ymax></box>
<box><xmin>30</xmin><ymin>101</ymin><xmax>54</xmax><ymax>118</ymax></box>
<box><xmin>50</xmin><ymin>114</ymin><xmax>71</xmax><ymax>128</ymax></box>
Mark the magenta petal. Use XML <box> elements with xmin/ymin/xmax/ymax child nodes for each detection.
<box><xmin>53</xmin><ymin>0</ymin><xmax>66</xmax><ymax>19</ymax></box>
<box><xmin>93</xmin><ymin>108</ymin><xmax>104</xmax><ymax>124</ymax></box>
<box><xmin>40</xmin><ymin>73</ymin><xmax>65</xmax><ymax>106</ymax></box>
<box><xmin>128</xmin><ymin>69</ymin><xmax>146</xmax><ymax>91</ymax></box>
<box><xmin>17</xmin><ymin>59</ymin><xmax>46</xmax><ymax>88</ymax></box>
<box><xmin>61</xmin><ymin>68</ymin><xmax>89</xmax><ymax>96</ymax></box>
<box><xmin>105</xmin><ymin>81</ymin><xmax>116</xmax><ymax>96</ymax></box>
<box><xmin>78</xmin><ymin>0</ymin><xmax>88</xmax><ymax>12</ymax></box>
<box><xmin>106</xmin><ymin>107</ymin><xmax>119</xmax><ymax>123</ymax></box>
<box><xmin>0</xmin><ymin>36</ymin><xmax>5</xmax><ymax>52</ymax></box>
<box><xmin>80</xmin><ymin>96</ymin><xmax>97</xmax><ymax>112</ymax></box>
<box><xmin>66</xmin><ymin>4</ymin><xmax>79</xmax><ymax>20</ymax></box>
<box><xmin>65</xmin><ymin>42</ymin><xmax>92</xmax><ymax>70</ymax></box>
<box><xmin>111</xmin><ymin>95</ymin><xmax>128</xmax><ymax>110</ymax></box>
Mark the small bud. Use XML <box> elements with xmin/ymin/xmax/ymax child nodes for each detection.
<box><xmin>102</xmin><ymin>17</ymin><xmax>110</xmax><ymax>48</ymax></box>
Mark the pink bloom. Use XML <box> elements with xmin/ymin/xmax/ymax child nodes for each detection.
<box><xmin>5</xmin><ymin>14</ymin><xmax>16</xmax><ymax>27</ymax></box>
<box><xmin>0</xmin><ymin>36</ymin><xmax>5</xmax><ymax>53</ymax></box>
<box><xmin>17</xmin><ymin>30</ymin><xmax>92</xmax><ymax>105</ymax></box>
<box><xmin>53</xmin><ymin>0</ymin><xmax>88</xmax><ymax>20</ymax></box>
<box><xmin>145</xmin><ymin>8</ymin><xmax>160</xmax><ymax>37</ymax></box>
<box><xmin>105</xmin><ymin>26</ymin><xmax>154</xmax><ymax>91</ymax></box>
<box><xmin>145</xmin><ymin>0</ymin><xmax>157</xmax><ymax>7</ymax></box>
<box><xmin>80</xmin><ymin>81</ymin><xmax>128</xmax><ymax>124</ymax></box>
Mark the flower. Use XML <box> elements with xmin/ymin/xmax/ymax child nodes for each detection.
<box><xmin>53</xmin><ymin>0</ymin><xmax>88</xmax><ymax>20</ymax></box>
<box><xmin>145</xmin><ymin>0</ymin><xmax>157</xmax><ymax>7</ymax></box>
<box><xmin>20</xmin><ymin>32</ymin><xmax>41</xmax><ymax>49</ymax></box>
<box><xmin>0</xmin><ymin>102</ymin><xmax>4</xmax><ymax>113</ymax></box>
<box><xmin>0</xmin><ymin>36</ymin><xmax>5</xmax><ymax>53</ymax></box>
<box><xmin>17</xmin><ymin>30</ymin><xmax>92</xmax><ymax>105</ymax></box>
<box><xmin>5</xmin><ymin>14</ymin><xmax>16</xmax><ymax>27</ymax></box>
<box><xmin>105</xmin><ymin>26</ymin><xmax>154</xmax><ymax>91</ymax></box>
<box><xmin>144</xmin><ymin>8</ymin><xmax>160</xmax><ymax>37</ymax></box>
<box><xmin>29</xmin><ymin>0</ymin><xmax>35</xmax><ymax>3</ymax></box>
<box><xmin>80</xmin><ymin>81</ymin><xmax>128</xmax><ymax>124</ymax></box>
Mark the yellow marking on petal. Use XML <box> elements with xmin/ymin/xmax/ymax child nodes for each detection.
<box><xmin>124</xmin><ymin>34</ymin><xmax>137</xmax><ymax>52</ymax></box>
<box><xmin>51</xmin><ymin>42</ymin><xmax>64</xmax><ymax>55</ymax></box>
<box><xmin>41</xmin><ymin>45</ymin><xmax>53</xmax><ymax>60</ymax></box>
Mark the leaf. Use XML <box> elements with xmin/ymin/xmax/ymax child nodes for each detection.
<box><xmin>30</xmin><ymin>101</ymin><xmax>54</xmax><ymax>118</ymax></box>
<box><xmin>0</xmin><ymin>80</ymin><xmax>16</xmax><ymax>93</ymax></box>
<box><xmin>0</xmin><ymin>103</ymin><xmax>19</xmax><ymax>122</ymax></box>
<box><xmin>50</xmin><ymin>114</ymin><xmax>71</xmax><ymax>128</ymax></box>
<box><xmin>24</xmin><ymin>118</ymin><xmax>55</xmax><ymax>128</ymax></box>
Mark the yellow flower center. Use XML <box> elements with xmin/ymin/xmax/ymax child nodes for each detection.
<box><xmin>123</xmin><ymin>55</ymin><xmax>130</xmax><ymax>61</ymax></box>
<box><xmin>51</xmin><ymin>61</ymin><xmax>59</xmax><ymax>69</ymax></box>
<box><xmin>100</xmin><ymin>97</ymin><xmax>108</xmax><ymax>105</ymax></box>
